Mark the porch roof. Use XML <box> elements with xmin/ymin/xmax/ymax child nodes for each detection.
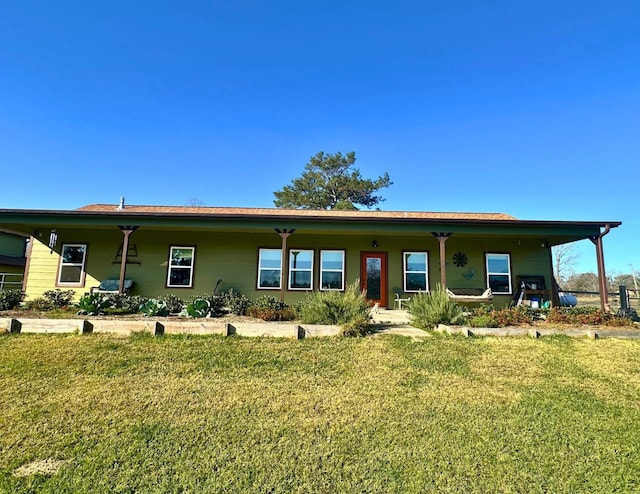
<box><xmin>0</xmin><ymin>204</ymin><xmax>621</xmax><ymax>245</ymax></box>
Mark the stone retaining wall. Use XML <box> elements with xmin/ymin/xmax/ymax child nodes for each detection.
<box><xmin>0</xmin><ymin>317</ymin><xmax>342</xmax><ymax>338</ymax></box>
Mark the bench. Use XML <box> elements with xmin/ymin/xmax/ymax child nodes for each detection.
<box><xmin>446</xmin><ymin>287</ymin><xmax>493</xmax><ymax>302</ymax></box>
<box><xmin>90</xmin><ymin>279</ymin><xmax>134</xmax><ymax>294</ymax></box>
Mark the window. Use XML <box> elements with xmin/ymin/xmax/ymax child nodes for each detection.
<box><xmin>57</xmin><ymin>244</ymin><xmax>87</xmax><ymax>285</ymax></box>
<box><xmin>320</xmin><ymin>250</ymin><xmax>345</xmax><ymax>290</ymax></box>
<box><xmin>403</xmin><ymin>251</ymin><xmax>428</xmax><ymax>292</ymax></box>
<box><xmin>167</xmin><ymin>246</ymin><xmax>195</xmax><ymax>287</ymax></box>
<box><xmin>289</xmin><ymin>249</ymin><xmax>313</xmax><ymax>290</ymax></box>
<box><xmin>486</xmin><ymin>253</ymin><xmax>512</xmax><ymax>294</ymax></box>
<box><xmin>258</xmin><ymin>248</ymin><xmax>282</xmax><ymax>289</ymax></box>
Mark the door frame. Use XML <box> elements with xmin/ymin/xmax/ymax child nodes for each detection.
<box><xmin>360</xmin><ymin>251</ymin><xmax>388</xmax><ymax>308</ymax></box>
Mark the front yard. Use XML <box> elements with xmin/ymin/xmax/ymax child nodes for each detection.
<box><xmin>1</xmin><ymin>332</ymin><xmax>640</xmax><ymax>493</ymax></box>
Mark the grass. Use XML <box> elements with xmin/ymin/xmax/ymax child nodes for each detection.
<box><xmin>1</xmin><ymin>332</ymin><xmax>640</xmax><ymax>493</ymax></box>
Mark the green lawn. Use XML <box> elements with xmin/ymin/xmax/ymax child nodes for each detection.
<box><xmin>1</xmin><ymin>332</ymin><xmax>640</xmax><ymax>493</ymax></box>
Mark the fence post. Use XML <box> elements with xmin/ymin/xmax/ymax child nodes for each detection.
<box><xmin>619</xmin><ymin>285</ymin><xmax>629</xmax><ymax>310</ymax></box>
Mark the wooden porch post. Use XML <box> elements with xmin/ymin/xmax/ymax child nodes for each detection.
<box><xmin>275</xmin><ymin>228</ymin><xmax>295</xmax><ymax>302</ymax></box>
<box><xmin>589</xmin><ymin>224</ymin><xmax>611</xmax><ymax>312</ymax></box>
<box><xmin>118</xmin><ymin>226</ymin><xmax>138</xmax><ymax>294</ymax></box>
<box><xmin>432</xmin><ymin>232</ymin><xmax>452</xmax><ymax>289</ymax></box>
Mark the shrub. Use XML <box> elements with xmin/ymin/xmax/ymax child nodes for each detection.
<box><xmin>406</xmin><ymin>285</ymin><xmax>466</xmax><ymax>329</ymax></box>
<box><xmin>42</xmin><ymin>289</ymin><xmax>76</xmax><ymax>309</ymax></box>
<box><xmin>187</xmin><ymin>293</ymin><xmax>225</xmax><ymax>316</ymax></box>
<box><xmin>547</xmin><ymin>307</ymin><xmax>608</xmax><ymax>325</ymax></box>
<box><xmin>106</xmin><ymin>294</ymin><xmax>148</xmax><ymax>314</ymax></box>
<box><xmin>467</xmin><ymin>314</ymin><xmax>499</xmax><ymax>328</ymax></box>
<box><xmin>207</xmin><ymin>294</ymin><xmax>226</xmax><ymax>316</ymax></box>
<box><xmin>139</xmin><ymin>299</ymin><xmax>169</xmax><ymax>317</ymax></box>
<box><xmin>24</xmin><ymin>297</ymin><xmax>54</xmax><ymax>311</ymax></box>
<box><xmin>159</xmin><ymin>294</ymin><xmax>185</xmax><ymax>314</ymax></box>
<box><xmin>247</xmin><ymin>295</ymin><xmax>296</xmax><ymax>321</ymax></box>
<box><xmin>186</xmin><ymin>298</ymin><xmax>210</xmax><ymax>318</ymax></box>
<box><xmin>297</xmin><ymin>281</ymin><xmax>370</xmax><ymax>336</ymax></box>
<box><xmin>0</xmin><ymin>289</ymin><xmax>24</xmax><ymax>311</ymax></box>
<box><xmin>546</xmin><ymin>306</ymin><xmax>636</xmax><ymax>326</ymax></box>
<box><xmin>223</xmin><ymin>289</ymin><xmax>251</xmax><ymax>316</ymax></box>
<box><xmin>77</xmin><ymin>293</ymin><xmax>112</xmax><ymax>315</ymax></box>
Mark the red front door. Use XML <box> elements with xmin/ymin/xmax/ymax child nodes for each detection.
<box><xmin>360</xmin><ymin>252</ymin><xmax>388</xmax><ymax>308</ymax></box>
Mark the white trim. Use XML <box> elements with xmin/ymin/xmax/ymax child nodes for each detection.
<box><xmin>257</xmin><ymin>248</ymin><xmax>282</xmax><ymax>290</ymax></box>
<box><xmin>403</xmin><ymin>251</ymin><xmax>429</xmax><ymax>292</ymax></box>
<box><xmin>485</xmin><ymin>253</ymin><xmax>512</xmax><ymax>294</ymax></box>
<box><xmin>167</xmin><ymin>246</ymin><xmax>195</xmax><ymax>288</ymax></box>
<box><xmin>288</xmin><ymin>249</ymin><xmax>314</xmax><ymax>290</ymax></box>
<box><xmin>57</xmin><ymin>243</ymin><xmax>87</xmax><ymax>286</ymax></box>
<box><xmin>319</xmin><ymin>250</ymin><xmax>345</xmax><ymax>291</ymax></box>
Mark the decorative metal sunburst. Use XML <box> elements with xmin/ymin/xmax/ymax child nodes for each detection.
<box><xmin>452</xmin><ymin>252</ymin><xmax>468</xmax><ymax>268</ymax></box>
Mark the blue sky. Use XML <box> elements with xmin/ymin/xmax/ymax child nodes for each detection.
<box><xmin>1</xmin><ymin>1</ymin><xmax>638</xmax><ymax>275</ymax></box>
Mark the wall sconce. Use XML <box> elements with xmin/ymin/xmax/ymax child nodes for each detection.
<box><xmin>372</xmin><ymin>240</ymin><xmax>378</xmax><ymax>248</ymax></box>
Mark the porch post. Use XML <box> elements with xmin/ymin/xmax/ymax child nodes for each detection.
<box><xmin>589</xmin><ymin>224</ymin><xmax>611</xmax><ymax>312</ymax></box>
<box><xmin>432</xmin><ymin>232</ymin><xmax>452</xmax><ymax>289</ymax></box>
<box><xmin>118</xmin><ymin>226</ymin><xmax>138</xmax><ymax>294</ymax></box>
<box><xmin>275</xmin><ymin>228</ymin><xmax>295</xmax><ymax>302</ymax></box>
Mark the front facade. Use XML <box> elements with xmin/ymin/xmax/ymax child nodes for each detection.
<box><xmin>0</xmin><ymin>204</ymin><xmax>621</xmax><ymax>309</ymax></box>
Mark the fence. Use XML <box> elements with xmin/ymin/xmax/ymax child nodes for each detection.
<box><xmin>568</xmin><ymin>285</ymin><xmax>639</xmax><ymax>310</ymax></box>
<box><xmin>0</xmin><ymin>273</ymin><xmax>23</xmax><ymax>291</ymax></box>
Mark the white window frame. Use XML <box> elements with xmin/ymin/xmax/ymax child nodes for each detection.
<box><xmin>288</xmin><ymin>249</ymin><xmax>314</xmax><ymax>290</ymax></box>
<box><xmin>167</xmin><ymin>246</ymin><xmax>195</xmax><ymax>288</ymax></box>
<box><xmin>486</xmin><ymin>253</ymin><xmax>512</xmax><ymax>294</ymax></box>
<box><xmin>403</xmin><ymin>251</ymin><xmax>429</xmax><ymax>292</ymax></box>
<box><xmin>320</xmin><ymin>250</ymin><xmax>345</xmax><ymax>291</ymax></box>
<box><xmin>57</xmin><ymin>243</ymin><xmax>87</xmax><ymax>286</ymax></box>
<box><xmin>257</xmin><ymin>248</ymin><xmax>282</xmax><ymax>290</ymax></box>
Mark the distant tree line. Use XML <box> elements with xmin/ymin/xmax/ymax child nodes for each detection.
<box><xmin>561</xmin><ymin>272</ymin><xmax>639</xmax><ymax>294</ymax></box>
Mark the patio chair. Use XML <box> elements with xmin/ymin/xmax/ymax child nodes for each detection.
<box><xmin>394</xmin><ymin>291</ymin><xmax>410</xmax><ymax>310</ymax></box>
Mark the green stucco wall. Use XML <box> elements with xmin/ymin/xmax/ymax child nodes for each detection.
<box><xmin>25</xmin><ymin>228</ymin><xmax>553</xmax><ymax>308</ymax></box>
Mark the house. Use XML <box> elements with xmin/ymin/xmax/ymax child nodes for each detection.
<box><xmin>0</xmin><ymin>203</ymin><xmax>621</xmax><ymax>310</ymax></box>
<box><xmin>0</xmin><ymin>229</ymin><xmax>28</xmax><ymax>291</ymax></box>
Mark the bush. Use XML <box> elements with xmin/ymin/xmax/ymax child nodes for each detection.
<box><xmin>0</xmin><ymin>289</ymin><xmax>24</xmax><ymax>311</ymax></box>
<box><xmin>139</xmin><ymin>299</ymin><xmax>169</xmax><ymax>317</ymax></box>
<box><xmin>186</xmin><ymin>298</ymin><xmax>210</xmax><ymax>318</ymax></box>
<box><xmin>406</xmin><ymin>285</ymin><xmax>466</xmax><ymax>330</ymax></box>
<box><xmin>42</xmin><ymin>289</ymin><xmax>76</xmax><ymax>309</ymax></box>
<box><xmin>223</xmin><ymin>289</ymin><xmax>251</xmax><ymax>316</ymax></box>
<box><xmin>106</xmin><ymin>294</ymin><xmax>149</xmax><ymax>314</ymax></box>
<box><xmin>187</xmin><ymin>293</ymin><xmax>225</xmax><ymax>317</ymax></box>
<box><xmin>467</xmin><ymin>314</ymin><xmax>499</xmax><ymax>328</ymax></box>
<box><xmin>465</xmin><ymin>305</ymin><xmax>537</xmax><ymax>328</ymax></box>
<box><xmin>247</xmin><ymin>295</ymin><xmax>296</xmax><ymax>321</ymax></box>
<box><xmin>159</xmin><ymin>294</ymin><xmax>185</xmax><ymax>314</ymax></box>
<box><xmin>77</xmin><ymin>293</ymin><xmax>112</xmax><ymax>315</ymax></box>
<box><xmin>297</xmin><ymin>281</ymin><xmax>370</xmax><ymax>336</ymax></box>
<box><xmin>23</xmin><ymin>297</ymin><xmax>54</xmax><ymax>311</ymax></box>
<box><xmin>547</xmin><ymin>306</ymin><xmax>636</xmax><ymax>326</ymax></box>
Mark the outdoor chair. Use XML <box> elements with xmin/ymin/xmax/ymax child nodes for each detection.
<box><xmin>394</xmin><ymin>291</ymin><xmax>410</xmax><ymax>310</ymax></box>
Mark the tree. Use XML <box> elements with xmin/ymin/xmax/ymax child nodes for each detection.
<box><xmin>552</xmin><ymin>243</ymin><xmax>579</xmax><ymax>285</ymax></box>
<box><xmin>186</xmin><ymin>198</ymin><xmax>205</xmax><ymax>207</ymax></box>
<box><xmin>564</xmin><ymin>272</ymin><xmax>599</xmax><ymax>292</ymax></box>
<box><xmin>273</xmin><ymin>151</ymin><xmax>392</xmax><ymax>210</ymax></box>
